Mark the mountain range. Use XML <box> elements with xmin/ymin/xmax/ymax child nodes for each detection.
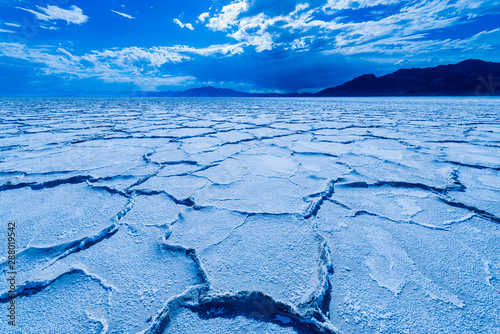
<box><xmin>5</xmin><ymin>59</ymin><xmax>497</xmax><ymax>97</ymax></box>
<box><xmin>144</xmin><ymin>86</ymin><xmax>312</xmax><ymax>98</ymax></box>
<box><xmin>144</xmin><ymin>59</ymin><xmax>500</xmax><ymax>97</ymax></box>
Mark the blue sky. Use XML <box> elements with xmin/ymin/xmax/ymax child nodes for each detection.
<box><xmin>0</xmin><ymin>0</ymin><xmax>499</xmax><ymax>94</ymax></box>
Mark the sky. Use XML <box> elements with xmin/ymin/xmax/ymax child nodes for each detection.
<box><xmin>0</xmin><ymin>0</ymin><xmax>499</xmax><ymax>95</ymax></box>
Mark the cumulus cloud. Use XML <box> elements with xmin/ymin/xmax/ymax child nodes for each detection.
<box><xmin>198</xmin><ymin>12</ymin><xmax>210</xmax><ymax>23</ymax></box>
<box><xmin>111</xmin><ymin>10</ymin><xmax>135</xmax><ymax>19</ymax></box>
<box><xmin>173</xmin><ymin>18</ymin><xmax>195</xmax><ymax>30</ymax></box>
<box><xmin>0</xmin><ymin>42</ymin><xmax>245</xmax><ymax>90</ymax></box>
<box><xmin>204</xmin><ymin>2</ymin><xmax>316</xmax><ymax>52</ymax></box>
<box><xmin>17</xmin><ymin>5</ymin><xmax>88</xmax><ymax>25</ymax></box>
<box><xmin>207</xmin><ymin>0</ymin><xmax>250</xmax><ymax>31</ymax></box>
<box><xmin>199</xmin><ymin>0</ymin><xmax>500</xmax><ymax>57</ymax></box>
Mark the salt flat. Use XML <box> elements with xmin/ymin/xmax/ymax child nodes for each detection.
<box><xmin>0</xmin><ymin>97</ymin><xmax>499</xmax><ymax>333</ymax></box>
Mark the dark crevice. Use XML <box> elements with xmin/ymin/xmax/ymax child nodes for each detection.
<box><xmin>338</xmin><ymin>180</ymin><xmax>446</xmax><ymax>194</ymax></box>
<box><xmin>319</xmin><ymin>279</ymin><xmax>333</xmax><ymax>318</ymax></box>
<box><xmin>145</xmin><ymin>222</ymin><xmax>339</xmax><ymax>334</ymax></box>
<box><xmin>0</xmin><ymin>174</ymin><xmax>134</xmax><ymax>197</ymax></box>
<box><xmin>145</xmin><ymin>287</ymin><xmax>338</xmax><ymax>334</ymax></box>
<box><xmin>444</xmin><ymin>160</ymin><xmax>500</xmax><ymax>171</ymax></box>
<box><xmin>448</xmin><ymin>168</ymin><xmax>466</xmax><ymax>192</ymax></box>
<box><xmin>89</xmin><ymin>184</ymin><xmax>128</xmax><ymax>196</ymax></box>
<box><xmin>126</xmin><ymin>167</ymin><xmax>163</xmax><ymax>189</ymax></box>
<box><xmin>0</xmin><ymin>268</ymin><xmax>113</xmax><ymax>303</ymax></box>
<box><xmin>297</xmin><ymin>236</ymin><xmax>335</xmax><ymax>324</ymax></box>
<box><xmin>161</xmin><ymin>160</ymin><xmax>198</xmax><ymax>166</ymax></box>
<box><xmin>188</xmin><ymin>291</ymin><xmax>338</xmax><ymax>334</ymax></box>
<box><xmin>159</xmin><ymin>243</ymin><xmax>209</xmax><ymax>286</ymax></box>
<box><xmin>439</xmin><ymin>198</ymin><xmax>500</xmax><ymax>223</ymax></box>
<box><xmin>304</xmin><ymin>179</ymin><xmax>338</xmax><ymax>219</ymax></box>
<box><xmin>326</xmin><ymin>198</ymin><xmax>352</xmax><ymax>210</ymax></box>
<box><xmin>353</xmin><ymin>210</ymin><xmax>448</xmax><ymax>231</ymax></box>
<box><xmin>217</xmin><ymin>129</ymin><xmax>308</xmax><ymax>147</ymax></box>
<box><xmin>45</xmin><ymin>223</ymin><xmax>120</xmax><ymax>266</ymax></box>
<box><xmin>0</xmin><ymin>175</ymin><xmax>95</xmax><ymax>192</ymax></box>
<box><xmin>291</xmin><ymin>151</ymin><xmax>339</xmax><ymax>158</ymax></box>
<box><xmin>142</xmin><ymin>152</ymin><xmax>198</xmax><ymax>167</ymax></box>
<box><xmin>129</xmin><ymin>189</ymin><xmax>197</xmax><ymax>207</ymax></box>
<box><xmin>31</xmin><ymin>197</ymin><xmax>133</xmax><ymax>269</ymax></box>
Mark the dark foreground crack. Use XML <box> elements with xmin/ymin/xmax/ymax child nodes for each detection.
<box><xmin>439</xmin><ymin>198</ymin><xmax>500</xmax><ymax>223</ymax></box>
<box><xmin>304</xmin><ymin>179</ymin><xmax>338</xmax><ymax>219</ymax></box>
<box><xmin>0</xmin><ymin>175</ymin><xmax>95</xmax><ymax>192</ymax></box>
<box><xmin>0</xmin><ymin>267</ymin><xmax>113</xmax><ymax>303</ymax></box>
<box><xmin>142</xmin><ymin>231</ymin><xmax>340</xmax><ymax>334</ymax></box>
<box><xmin>189</xmin><ymin>291</ymin><xmax>338</xmax><ymax>334</ymax></box>
<box><xmin>145</xmin><ymin>286</ymin><xmax>339</xmax><ymax>334</ymax></box>
<box><xmin>338</xmin><ymin>180</ymin><xmax>447</xmax><ymax>194</ymax></box>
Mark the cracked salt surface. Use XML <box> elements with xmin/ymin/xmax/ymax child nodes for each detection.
<box><xmin>0</xmin><ymin>97</ymin><xmax>499</xmax><ymax>333</ymax></box>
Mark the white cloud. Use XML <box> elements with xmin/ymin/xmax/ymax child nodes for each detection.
<box><xmin>207</xmin><ymin>0</ymin><xmax>249</xmax><ymax>31</ymax></box>
<box><xmin>0</xmin><ymin>42</ymin><xmax>245</xmax><ymax>90</ymax></box>
<box><xmin>198</xmin><ymin>0</ymin><xmax>500</xmax><ymax>56</ymax></box>
<box><xmin>4</xmin><ymin>22</ymin><xmax>21</xmax><ymax>28</ymax></box>
<box><xmin>326</xmin><ymin>28</ymin><xmax>500</xmax><ymax>56</ymax></box>
<box><xmin>17</xmin><ymin>5</ymin><xmax>88</xmax><ymax>25</ymax></box>
<box><xmin>291</xmin><ymin>36</ymin><xmax>314</xmax><ymax>51</ymax></box>
<box><xmin>313</xmin><ymin>1</ymin><xmax>467</xmax><ymax>52</ymax></box>
<box><xmin>323</xmin><ymin>0</ymin><xmax>400</xmax><ymax>11</ymax></box>
<box><xmin>198</xmin><ymin>12</ymin><xmax>210</xmax><ymax>23</ymax></box>
<box><xmin>459</xmin><ymin>28</ymin><xmax>500</xmax><ymax>49</ymax></box>
<box><xmin>177</xmin><ymin>43</ymin><xmax>245</xmax><ymax>56</ymax></box>
<box><xmin>228</xmin><ymin>13</ymin><xmax>277</xmax><ymax>52</ymax></box>
<box><xmin>0</xmin><ymin>28</ymin><xmax>15</xmax><ymax>33</ymax></box>
<box><xmin>205</xmin><ymin>3</ymin><xmax>314</xmax><ymax>52</ymax></box>
<box><xmin>111</xmin><ymin>10</ymin><xmax>135</xmax><ymax>19</ymax></box>
<box><xmin>174</xmin><ymin>18</ymin><xmax>195</xmax><ymax>30</ymax></box>
<box><xmin>0</xmin><ymin>43</ymin><xmax>192</xmax><ymax>90</ymax></box>
<box><xmin>173</xmin><ymin>18</ymin><xmax>183</xmax><ymax>27</ymax></box>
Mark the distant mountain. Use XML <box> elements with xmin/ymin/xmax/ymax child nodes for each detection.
<box><xmin>20</xmin><ymin>59</ymin><xmax>495</xmax><ymax>98</ymax></box>
<box><xmin>142</xmin><ymin>90</ymin><xmax>176</xmax><ymax>97</ymax></box>
<box><xmin>316</xmin><ymin>59</ymin><xmax>500</xmax><ymax>96</ymax></box>
<box><xmin>143</xmin><ymin>86</ymin><xmax>254</xmax><ymax>97</ymax></box>
<box><xmin>144</xmin><ymin>86</ymin><xmax>314</xmax><ymax>98</ymax></box>
<box><xmin>173</xmin><ymin>86</ymin><xmax>254</xmax><ymax>97</ymax></box>
<box><xmin>141</xmin><ymin>59</ymin><xmax>500</xmax><ymax>98</ymax></box>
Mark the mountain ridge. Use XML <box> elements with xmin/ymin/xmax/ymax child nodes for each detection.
<box><xmin>316</xmin><ymin>59</ymin><xmax>500</xmax><ymax>96</ymax></box>
<box><xmin>4</xmin><ymin>59</ymin><xmax>498</xmax><ymax>97</ymax></box>
<box><xmin>144</xmin><ymin>59</ymin><xmax>500</xmax><ymax>97</ymax></box>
